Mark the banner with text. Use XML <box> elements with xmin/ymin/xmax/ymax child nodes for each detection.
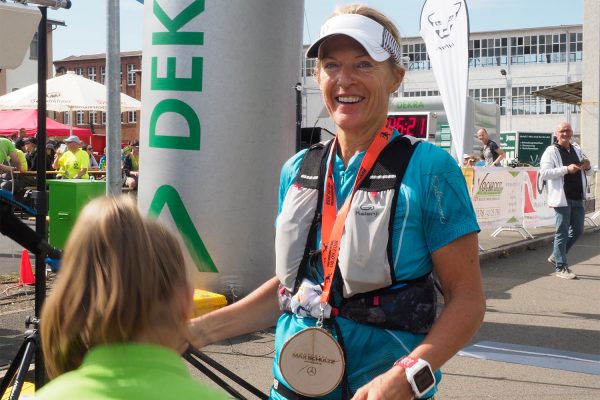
<box><xmin>471</xmin><ymin>168</ymin><xmax>523</xmax><ymax>228</ymax></box>
<box><xmin>522</xmin><ymin>169</ymin><xmax>555</xmax><ymax>228</ymax></box>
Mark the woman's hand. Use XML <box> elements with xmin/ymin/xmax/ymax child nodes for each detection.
<box><xmin>352</xmin><ymin>366</ymin><xmax>413</xmax><ymax>400</ymax></box>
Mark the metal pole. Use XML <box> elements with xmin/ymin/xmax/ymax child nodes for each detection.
<box><xmin>295</xmin><ymin>83</ymin><xmax>302</xmax><ymax>151</ymax></box>
<box><xmin>34</xmin><ymin>6</ymin><xmax>47</xmax><ymax>388</ymax></box>
<box><xmin>106</xmin><ymin>0</ymin><xmax>121</xmax><ymax>196</ymax></box>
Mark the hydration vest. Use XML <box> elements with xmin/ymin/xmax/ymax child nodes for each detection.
<box><xmin>275</xmin><ymin>135</ymin><xmax>421</xmax><ymax>299</ymax></box>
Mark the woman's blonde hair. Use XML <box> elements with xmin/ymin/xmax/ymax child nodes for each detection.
<box><xmin>41</xmin><ymin>196</ymin><xmax>192</xmax><ymax>378</ymax></box>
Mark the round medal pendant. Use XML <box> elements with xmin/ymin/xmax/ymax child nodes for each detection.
<box><xmin>278</xmin><ymin>327</ymin><xmax>345</xmax><ymax>397</ymax></box>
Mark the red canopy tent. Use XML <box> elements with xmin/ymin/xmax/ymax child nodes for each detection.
<box><xmin>0</xmin><ymin>109</ymin><xmax>92</xmax><ymax>137</ymax></box>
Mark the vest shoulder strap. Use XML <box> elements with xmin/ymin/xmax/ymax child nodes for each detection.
<box><xmin>295</xmin><ymin>140</ymin><xmax>333</xmax><ymax>189</ymax></box>
<box><xmin>359</xmin><ymin>135</ymin><xmax>420</xmax><ymax>191</ymax></box>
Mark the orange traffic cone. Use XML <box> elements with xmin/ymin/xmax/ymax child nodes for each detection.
<box><xmin>18</xmin><ymin>249</ymin><xmax>35</xmax><ymax>286</ymax></box>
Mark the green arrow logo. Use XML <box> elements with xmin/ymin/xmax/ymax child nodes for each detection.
<box><xmin>148</xmin><ymin>185</ymin><xmax>218</xmax><ymax>273</ymax></box>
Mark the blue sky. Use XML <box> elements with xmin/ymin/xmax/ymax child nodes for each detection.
<box><xmin>48</xmin><ymin>0</ymin><xmax>583</xmax><ymax>61</ymax></box>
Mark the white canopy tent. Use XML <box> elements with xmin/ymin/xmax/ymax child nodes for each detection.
<box><xmin>0</xmin><ymin>71</ymin><xmax>141</xmax><ymax>134</ymax></box>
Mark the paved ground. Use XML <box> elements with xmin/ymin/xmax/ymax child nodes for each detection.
<box><xmin>1</xmin><ymin>215</ymin><xmax>599</xmax><ymax>399</ymax></box>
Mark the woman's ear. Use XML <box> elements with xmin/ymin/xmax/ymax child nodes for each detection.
<box><xmin>389</xmin><ymin>65</ymin><xmax>405</xmax><ymax>94</ymax></box>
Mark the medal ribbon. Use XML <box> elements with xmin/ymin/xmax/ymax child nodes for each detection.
<box><xmin>320</xmin><ymin>126</ymin><xmax>393</xmax><ymax>304</ymax></box>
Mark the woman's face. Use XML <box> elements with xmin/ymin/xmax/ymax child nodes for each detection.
<box><xmin>317</xmin><ymin>35</ymin><xmax>403</xmax><ymax>136</ymax></box>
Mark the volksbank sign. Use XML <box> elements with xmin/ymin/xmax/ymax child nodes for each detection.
<box><xmin>138</xmin><ymin>0</ymin><xmax>303</xmax><ymax>294</ymax></box>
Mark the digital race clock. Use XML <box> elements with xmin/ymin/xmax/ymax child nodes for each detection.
<box><xmin>386</xmin><ymin>112</ymin><xmax>431</xmax><ymax>139</ymax></box>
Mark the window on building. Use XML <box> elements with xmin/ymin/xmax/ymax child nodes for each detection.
<box><xmin>64</xmin><ymin>112</ymin><xmax>70</xmax><ymax>126</ymax></box>
<box><xmin>100</xmin><ymin>66</ymin><xmax>106</xmax><ymax>84</ymax></box>
<box><xmin>88</xmin><ymin>66</ymin><xmax>97</xmax><ymax>81</ymax></box>
<box><xmin>402</xmin><ymin>43</ymin><xmax>431</xmax><ymax>71</ymax></box>
<box><xmin>402</xmin><ymin>90</ymin><xmax>440</xmax><ymax>97</ymax></box>
<box><xmin>510</xmin><ymin>85</ymin><xmax>565</xmax><ymax>115</ymax></box>
<box><xmin>470</xmin><ymin>87</ymin><xmax>506</xmax><ymax>115</ymax></box>
<box><xmin>74</xmin><ymin>67</ymin><xmax>83</xmax><ymax>76</ymax></box>
<box><xmin>101</xmin><ymin>112</ymin><xmax>107</xmax><ymax>124</ymax></box>
<box><xmin>510</xmin><ymin>33</ymin><xmax>572</xmax><ymax>65</ymax></box>
<box><xmin>29</xmin><ymin>33</ymin><xmax>38</xmax><ymax>60</ymax></box>
<box><xmin>89</xmin><ymin>112</ymin><xmax>97</xmax><ymax>125</ymax></box>
<box><xmin>569</xmin><ymin>32</ymin><xmax>583</xmax><ymax>62</ymax></box>
<box><xmin>127</xmin><ymin>64</ymin><xmax>136</xmax><ymax>85</ymax></box>
<box><xmin>469</xmin><ymin>37</ymin><xmax>507</xmax><ymax>68</ymax></box>
<box><xmin>76</xmin><ymin>111</ymin><xmax>85</xmax><ymax>125</ymax></box>
<box><xmin>127</xmin><ymin>111</ymin><xmax>137</xmax><ymax>123</ymax></box>
<box><xmin>302</xmin><ymin>58</ymin><xmax>317</xmax><ymax>77</ymax></box>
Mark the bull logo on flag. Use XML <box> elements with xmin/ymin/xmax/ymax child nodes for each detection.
<box><xmin>427</xmin><ymin>2</ymin><xmax>462</xmax><ymax>39</ymax></box>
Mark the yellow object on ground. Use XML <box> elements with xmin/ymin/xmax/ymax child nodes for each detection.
<box><xmin>1</xmin><ymin>381</ymin><xmax>34</xmax><ymax>399</ymax></box>
<box><xmin>192</xmin><ymin>289</ymin><xmax>227</xmax><ymax>317</ymax></box>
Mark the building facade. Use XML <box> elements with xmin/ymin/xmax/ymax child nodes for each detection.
<box><xmin>53</xmin><ymin>51</ymin><xmax>142</xmax><ymax>146</ymax></box>
<box><xmin>0</xmin><ymin>19</ymin><xmax>62</xmax><ymax>95</ymax></box>
<box><xmin>301</xmin><ymin>24</ymin><xmax>585</xmax><ymax>143</ymax></box>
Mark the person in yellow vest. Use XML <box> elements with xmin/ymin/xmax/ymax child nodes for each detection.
<box><xmin>13</xmin><ymin>138</ymin><xmax>28</xmax><ymax>172</ymax></box>
<box><xmin>52</xmin><ymin>135</ymin><xmax>89</xmax><ymax>179</ymax></box>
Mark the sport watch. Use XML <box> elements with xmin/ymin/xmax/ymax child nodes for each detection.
<box><xmin>394</xmin><ymin>356</ymin><xmax>435</xmax><ymax>398</ymax></box>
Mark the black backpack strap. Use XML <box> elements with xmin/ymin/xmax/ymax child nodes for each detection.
<box><xmin>292</xmin><ymin>140</ymin><xmax>332</xmax><ymax>293</ymax></box>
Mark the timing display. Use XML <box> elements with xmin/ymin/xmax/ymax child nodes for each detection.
<box><xmin>386</xmin><ymin>113</ymin><xmax>429</xmax><ymax>139</ymax></box>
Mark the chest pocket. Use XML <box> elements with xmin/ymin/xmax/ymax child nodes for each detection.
<box><xmin>337</xmin><ymin>137</ymin><xmax>417</xmax><ymax>298</ymax></box>
<box><xmin>339</xmin><ymin>188</ymin><xmax>396</xmax><ymax>297</ymax></box>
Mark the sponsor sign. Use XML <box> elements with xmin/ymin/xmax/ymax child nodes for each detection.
<box><xmin>472</xmin><ymin>168</ymin><xmax>522</xmax><ymax>228</ymax></box>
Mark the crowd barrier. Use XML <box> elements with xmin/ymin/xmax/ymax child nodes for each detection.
<box><xmin>462</xmin><ymin>167</ymin><xmax>598</xmax><ymax>239</ymax></box>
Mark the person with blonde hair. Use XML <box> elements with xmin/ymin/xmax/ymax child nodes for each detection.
<box><xmin>190</xmin><ymin>4</ymin><xmax>484</xmax><ymax>400</ymax></box>
<box><xmin>36</xmin><ymin>196</ymin><xmax>226</xmax><ymax>400</ymax></box>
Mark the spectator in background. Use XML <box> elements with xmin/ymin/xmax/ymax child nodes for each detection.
<box><xmin>13</xmin><ymin>139</ymin><xmax>29</xmax><ymax>172</ymax></box>
<box><xmin>23</xmin><ymin>137</ymin><xmax>37</xmax><ymax>170</ymax></box>
<box><xmin>52</xmin><ymin>135</ymin><xmax>89</xmax><ymax>179</ymax></box>
<box><xmin>540</xmin><ymin>121</ymin><xmax>593</xmax><ymax>279</ymax></box>
<box><xmin>98</xmin><ymin>148</ymin><xmax>107</xmax><ymax>170</ymax></box>
<box><xmin>475</xmin><ymin>154</ymin><xmax>486</xmax><ymax>167</ymax></box>
<box><xmin>36</xmin><ymin>196</ymin><xmax>227</xmax><ymax>400</ymax></box>
<box><xmin>86</xmin><ymin>145</ymin><xmax>99</xmax><ymax>169</ymax></box>
<box><xmin>41</xmin><ymin>143</ymin><xmax>57</xmax><ymax>178</ymax></box>
<box><xmin>0</xmin><ymin>137</ymin><xmax>23</xmax><ymax>191</ymax></box>
<box><xmin>18</xmin><ymin>127</ymin><xmax>27</xmax><ymax>139</ymax></box>
<box><xmin>123</xmin><ymin>140</ymin><xmax>139</xmax><ymax>190</ymax></box>
<box><xmin>476</xmin><ymin>128</ymin><xmax>505</xmax><ymax>166</ymax></box>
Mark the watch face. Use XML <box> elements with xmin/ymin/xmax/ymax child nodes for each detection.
<box><xmin>413</xmin><ymin>367</ymin><xmax>435</xmax><ymax>392</ymax></box>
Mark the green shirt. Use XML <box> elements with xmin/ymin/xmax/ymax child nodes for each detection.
<box><xmin>57</xmin><ymin>148</ymin><xmax>89</xmax><ymax>179</ymax></box>
<box><xmin>16</xmin><ymin>149</ymin><xmax>28</xmax><ymax>171</ymax></box>
<box><xmin>35</xmin><ymin>343</ymin><xmax>228</xmax><ymax>400</ymax></box>
<box><xmin>0</xmin><ymin>138</ymin><xmax>16</xmax><ymax>164</ymax></box>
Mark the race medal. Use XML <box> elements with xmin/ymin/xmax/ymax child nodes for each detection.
<box><xmin>278</xmin><ymin>327</ymin><xmax>345</xmax><ymax>397</ymax></box>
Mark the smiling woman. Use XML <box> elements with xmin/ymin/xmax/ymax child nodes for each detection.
<box><xmin>189</xmin><ymin>4</ymin><xmax>485</xmax><ymax>400</ymax></box>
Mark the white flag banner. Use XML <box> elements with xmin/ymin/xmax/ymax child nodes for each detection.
<box><xmin>420</xmin><ymin>0</ymin><xmax>470</xmax><ymax>161</ymax></box>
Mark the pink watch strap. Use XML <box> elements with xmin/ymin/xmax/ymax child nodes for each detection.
<box><xmin>394</xmin><ymin>356</ymin><xmax>418</xmax><ymax>369</ymax></box>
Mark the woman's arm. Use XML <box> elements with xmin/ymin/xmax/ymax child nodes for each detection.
<box><xmin>189</xmin><ymin>276</ymin><xmax>281</xmax><ymax>349</ymax></box>
<box><xmin>353</xmin><ymin>233</ymin><xmax>485</xmax><ymax>400</ymax></box>
<box><xmin>409</xmin><ymin>232</ymin><xmax>485</xmax><ymax>369</ymax></box>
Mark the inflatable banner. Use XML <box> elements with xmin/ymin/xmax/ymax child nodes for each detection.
<box><xmin>138</xmin><ymin>1</ymin><xmax>303</xmax><ymax>295</ymax></box>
